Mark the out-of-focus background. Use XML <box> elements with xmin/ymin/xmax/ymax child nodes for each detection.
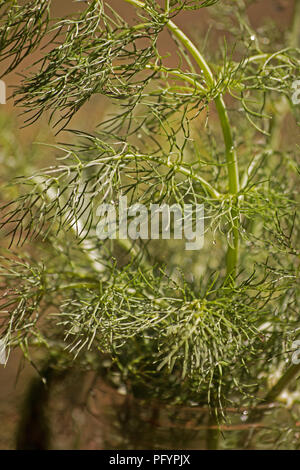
<box><xmin>0</xmin><ymin>0</ymin><xmax>298</xmax><ymax>450</ymax></box>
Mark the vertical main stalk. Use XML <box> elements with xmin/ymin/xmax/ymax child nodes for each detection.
<box><xmin>124</xmin><ymin>0</ymin><xmax>240</xmax><ymax>279</ymax></box>
<box><xmin>214</xmin><ymin>96</ymin><xmax>240</xmax><ymax>279</ymax></box>
<box><xmin>162</xmin><ymin>20</ymin><xmax>240</xmax><ymax>279</ymax></box>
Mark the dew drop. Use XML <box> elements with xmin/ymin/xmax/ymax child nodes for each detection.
<box><xmin>240</xmin><ymin>410</ymin><xmax>248</xmax><ymax>422</ymax></box>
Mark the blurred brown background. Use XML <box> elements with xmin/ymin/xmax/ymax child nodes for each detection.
<box><xmin>0</xmin><ymin>0</ymin><xmax>296</xmax><ymax>449</ymax></box>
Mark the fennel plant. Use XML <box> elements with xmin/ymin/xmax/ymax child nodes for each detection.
<box><xmin>0</xmin><ymin>0</ymin><xmax>300</xmax><ymax>447</ymax></box>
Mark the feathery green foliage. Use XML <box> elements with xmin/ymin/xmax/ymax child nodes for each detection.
<box><xmin>0</xmin><ymin>0</ymin><xmax>299</xmax><ymax>421</ymax></box>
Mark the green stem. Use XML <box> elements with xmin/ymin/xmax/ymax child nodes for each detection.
<box><xmin>81</xmin><ymin>152</ymin><xmax>221</xmax><ymax>198</ymax></box>
<box><xmin>290</xmin><ymin>0</ymin><xmax>300</xmax><ymax>49</ymax></box>
<box><xmin>165</xmin><ymin>0</ymin><xmax>170</xmax><ymax>14</ymax></box>
<box><xmin>264</xmin><ymin>363</ymin><xmax>300</xmax><ymax>404</ymax></box>
<box><xmin>167</xmin><ymin>21</ymin><xmax>240</xmax><ymax>277</ymax></box>
<box><xmin>206</xmin><ymin>413</ymin><xmax>220</xmax><ymax>449</ymax></box>
<box><xmin>167</xmin><ymin>160</ymin><xmax>220</xmax><ymax>199</ymax></box>
<box><xmin>124</xmin><ymin>0</ymin><xmax>240</xmax><ymax>277</ymax></box>
<box><xmin>166</xmin><ymin>19</ymin><xmax>215</xmax><ymax>86</ymax></box>
<box><xmin>145</xmin><ymin>64</ymin><xmax>207</xmax><ymax>92</ymax></box>
<box><xmin>214</xmin><ymin>96</ymin><xmax>239</xmax><ymax>278</ymax></box>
